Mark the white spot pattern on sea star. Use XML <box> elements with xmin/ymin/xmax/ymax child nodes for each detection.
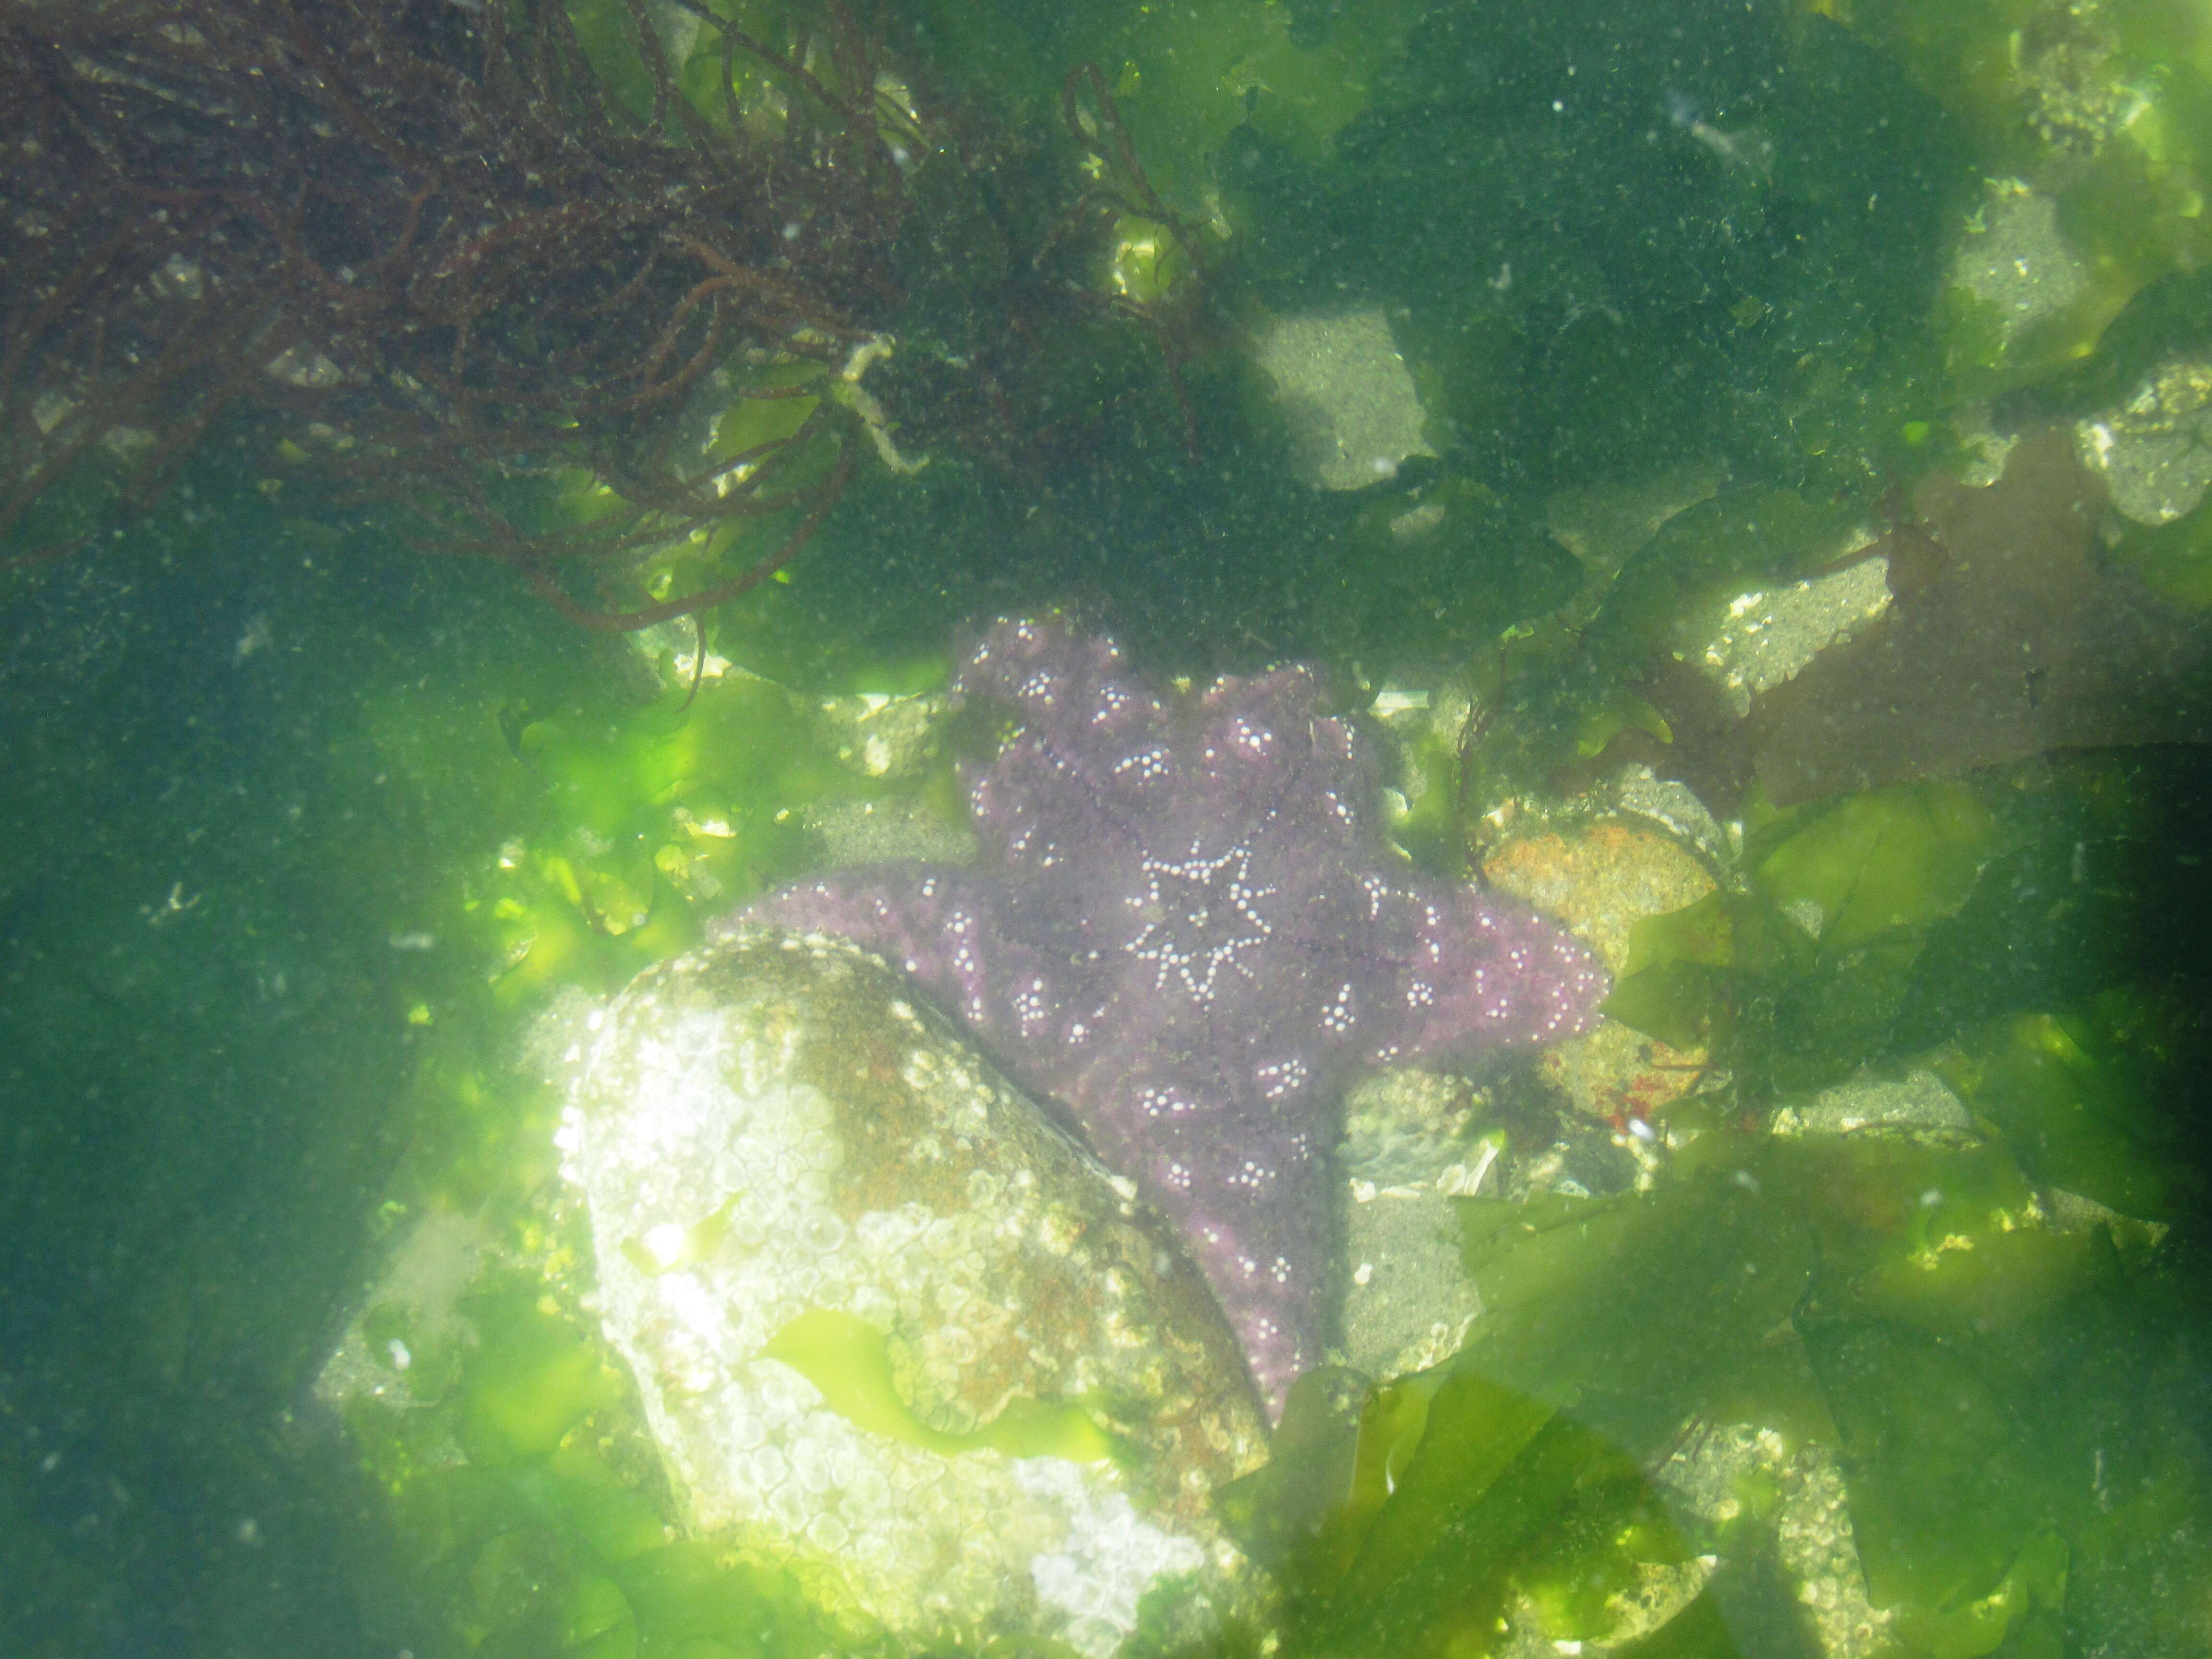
<box><xmin>1123</xmin><ymin>840</ymin><xmax>1276</xmax><ymax>1003</ymax></box>
<box><xmin>1112</xmin><ymin>746</ymin><xmax>1171</xmax><ymax>782</ymax></box>
<box><xmin>1358</xmin><ymin>873</ymin><xmax>1389</xmax><ymax>919</ymax></box>
<box><xmin>1012</xmin><ymin>977</ymin><xmax>1052</xmax><ymax>1029</ymax></box>
<box><xmin>1321</xmin><ymin>982</ymin><xmax>1356</xmax><ymax>1034</ymax></box>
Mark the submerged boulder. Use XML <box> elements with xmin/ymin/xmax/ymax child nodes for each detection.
<box><xmin>558</xmin><ymin>926</ymin><xmax>1271</xmax><ymax>1657</ymax></box>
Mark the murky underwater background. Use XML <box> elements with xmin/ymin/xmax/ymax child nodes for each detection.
<box><xmin>5</xmin><ymin>0</ymin><xmax>2212</xmax><ymax>1655</ymax></box>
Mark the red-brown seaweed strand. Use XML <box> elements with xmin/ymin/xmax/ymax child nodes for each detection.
<box><xmin>1039</xmin><ymin>62</ymin><xmax>1213</xmax><ymax>460</ymax></box>
<box><xmin>0</xmin><ymin>0</ymin><xmax>906</xmax><ymax>625</ymax></box>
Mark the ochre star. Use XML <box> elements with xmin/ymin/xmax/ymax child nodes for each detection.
<box><xmin>742</xmin><ymin>617</ymin><xmax>1608</xmax><ymax>1418</ymax></box>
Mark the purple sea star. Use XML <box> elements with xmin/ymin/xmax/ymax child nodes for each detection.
<box><xmin>739</xmin><ymin>618</ymin><xmax>1608</xmax><ymax>1417</ymax></box>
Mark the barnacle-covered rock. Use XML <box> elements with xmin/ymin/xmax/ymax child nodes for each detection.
<box><xmin>1337</xmin><ymin>1067</ymin><xmax>1497</xmax><ymax>1380</ymax></box>
<box><xmin>559</xmin><ymin>926</ymin><xmax>1271</xmax><ymax>1657</ymax></box>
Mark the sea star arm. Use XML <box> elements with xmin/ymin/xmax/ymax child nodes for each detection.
<box><xmin>735</xmin><ymin>867</ymin><xmax>1075</xmax><ymax>1076</ymax></box>
<box><xmin>735</xmin><ymin>867</ymin><xmax>992</xmax><ymax>1018</ymax></box>
<box><xmin>1375</xmin><ymin>885</ymin><xmax>1611</xmax><ymax>1064</ymax></box>
<box><xmin>1071</xmin><ymin>1048</ymin><xmax>1332</xmax><ymax>1421</ymax></box>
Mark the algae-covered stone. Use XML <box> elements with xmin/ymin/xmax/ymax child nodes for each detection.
<box><xmin>1248</xmin><ymin>308</ymin><xmax>1436</xmax><ymax>491</ymax></box>
<box><xmin>559</xmin><ymin>927</ymin><xmax>1270</xmax><ymax>1657</ymax></box>
<box><xmin>1769</xmin><ymin>1067</ymin><xmax>1976</xmax><ymax>1146</ymax></box>
<box><xmin>1694</xmin><ymin>552</ymin><xmax>1892</xmax><ymax>720</ymax></box>
<box><xmin>1484</xmin><ymin>822</ymin><xmax>1719</xmax><ymax>1136</ymax></box>
<box><xmin>1337</xmin><ymin>1068</ymin><xmax>1495</xmax><ymax>1379</ymax></box>
<box><xmin>1657</xmin><ymin>1423</ymin><xmax>1892</xmax><ymax>1659</ymax></box>
<box><xmin>2078</xmin><ymin>355</ymin><xmax>2212</xmax><ymax>527</ymax></box>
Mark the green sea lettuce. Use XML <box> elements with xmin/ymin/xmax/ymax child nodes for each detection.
<box><xmin>1603</xmin><ymin>781</ymin><xmax>1994</xmax><ymax>1090</ymax></box>
<box><xmin>1223</xmin><ymin>1168</ymin><xmax>1815</xmax><ymax>1657</ymax></box>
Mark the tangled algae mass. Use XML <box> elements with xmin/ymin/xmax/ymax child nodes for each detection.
<box><xmin>0</xmin><ymin>0</ymin><xmax>1199</xmax><ymax>626</ymax></box>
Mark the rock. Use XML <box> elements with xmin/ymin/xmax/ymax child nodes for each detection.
<box><xmin>1770</xmin><ymin>1067</ymin><xmax>1977</xmax><ymax>1145</ymax></box>
<box><xmin>812</xmin><ymin>689</ymin><xmax>950</xmax><ymax>780</ymax></box>
<box><xmin>631</xmin><ymin>617</ymin><xmax>735</xmax><ymax>694</ymax></box>
<box><xmin>1482</xmin><ymin>822</ymin><xmax>1717</xmax><ymax>978</ymax></box>
<box><xmin>2078</xmin><ymin>354</ymin><xmax>2212</xmax><ymax>526</ymax></box>
<box><xmin>1608</xmin><ymin>763</ymin><xmax>1736</xmax><ymax>873</ymax></box>
<box><xmin>1248</xmin><ymin>308</ymin><xmax>1436</xmax><ymax>491</ymax></box>
<box><xmin>1337</xmin><ymin>1069</ymin><xmax>1495</xmax><ymax>1379</ymax></box>
<box><xmin>1339</xmin><ymin>1066</ymin><xmax>1490</xmax><ymax>1196</ymax></box>
<box><xmin>1483</xmin><ymin>823</ymin><xmax>1719</xmax><ymax>1142</ymax></box>
<box><xmin>1693</xmin><ymin>549</ymin><xmax>1892</xmax><ymax>719</ymax></box>
<box><xmin>1948</xmin><ymin>180</ymin><xmax>2090</xmax><ymax>352</ymax></box>
<box><xmin>804</xmin><ymin>795</ymin><xmax>976</xmax><ymax>868</ymax></box>
<box><xmin>1657</xmin><ymin>1423</ymin><xmax>1893</xmax><ymax>1659</ymax></box>
<box><xmin>557</xmin><ymin>927</ymin><xmax>1270</xmax><ymax>1657</ymax></box>
<box><xmin>1544</xmin><ymin>461</ymin><xmax>1729</xmax><ymax>586</ymax></box>
<box><xmin>1338</xmin><ymin>1190</ymin><xmax>1485</xmax><ymax>1382</ymax></box>
<box><xmin>1528</xmin><ymin>1018</ymin><xmax>1712</xmax><ymax>1140</ymax></box>
<box><xmin>310</xmin><ymin>1206</ymin><xmax>499</xmax><ymax>1441</ymax></box>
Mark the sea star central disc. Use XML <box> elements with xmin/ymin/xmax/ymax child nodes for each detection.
<box><xmin>1129</xmin><ymin>840</ymin><xmax>1275</xmax><ymax>1001</ymax></box>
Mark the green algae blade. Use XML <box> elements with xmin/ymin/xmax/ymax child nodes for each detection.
<box><xmin>759</xmin><ymin>1306</ymin><xmax>1117</xmax><ymax>1465</ymax></box>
